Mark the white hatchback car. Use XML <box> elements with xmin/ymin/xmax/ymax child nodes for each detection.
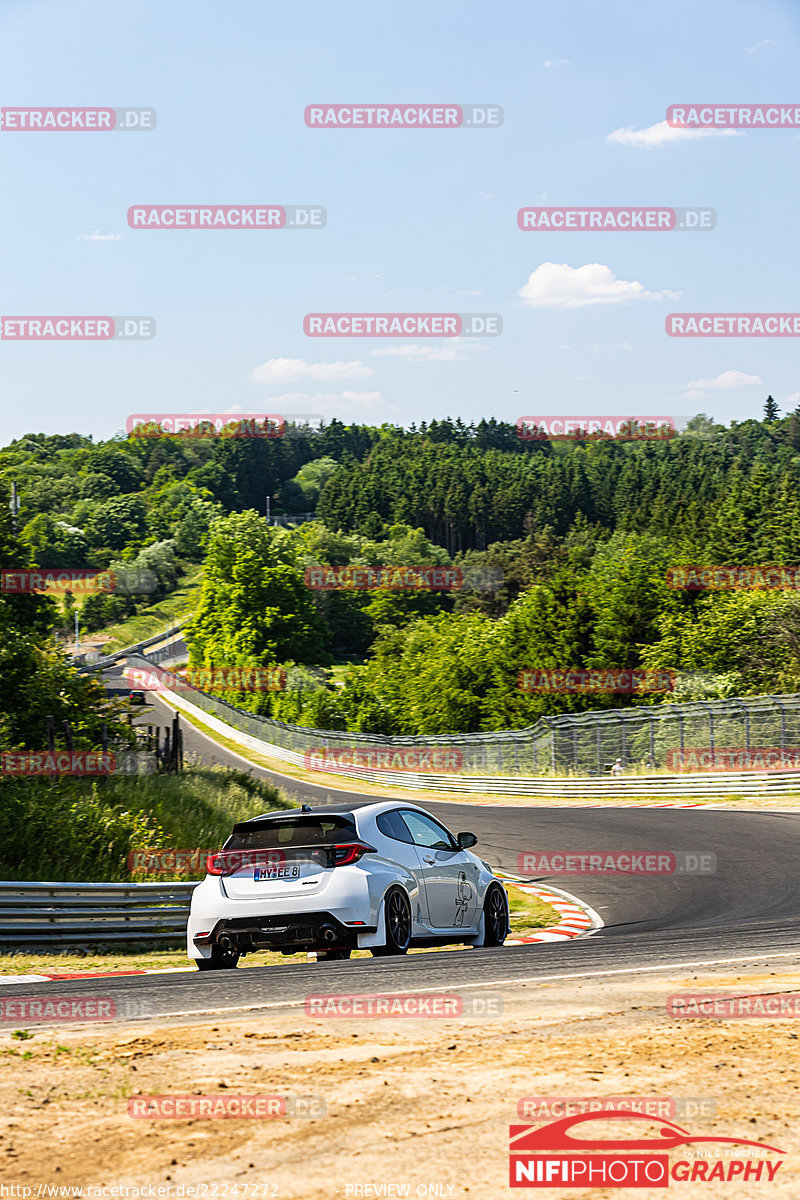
<box><xmin>187</xmin><ymin>801</ymin><xmax>510</xmax><ymax>969</ymax></box>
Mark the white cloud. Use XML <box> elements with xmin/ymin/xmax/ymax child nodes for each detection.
<box><xmin>258</xmin><ymin>389</ymin><xmax>405</xmax><ymax>421</ymax></box>
<box><xmin>606</xmin><ymin>120</ymin><xmax>742</xmax><ymax>149</ymax></box>
<box><xmin>543</xmin><ymin>58</ymin><xmax>570</xmax><ymax>67</ymax></box>
<box><xmin>784</xmin><ymin>392</ymin><xmax>800</xmax><ymax>407</ymax></box>
<box><xmin>249</xmin><ymin>358</ymin><xmax>374</xmax><ymax>383</ymax></box>
<box><xmin>747</xmin><ymin>38</ymin><xmax>776</xmax><ymax>52</ymax></box>
<box><xmin>519</xmin><ymin>262</ymin><xmax>679</xmax><ymax>309</ymax></box>
<box><xmin>591</xmin><ymin>339</ymin><xmax>634</xmax><ymax>353</ymax></box>
<box><xmin>258</xmin><ymin>390</ymin><xmax>382</xmax><ymax>405</ymax></box>
<box><xmin>474</xmin><ymin>191</ymin><xmax>495</xmax><ymax>200</ymax></box>
<box><xmin>370</xmin><ymin>342</ymin><xmax>488</xmax><ymax>362</ymax></box>
<box><xmin>78</xmin><ymin>230</ymin><xmax>124</xmax><ymax>241</ymax></box>
<box><xmin>684</xmin><ymin>369</ymin><xmax>762</xmax><ymax>393</ymax></box>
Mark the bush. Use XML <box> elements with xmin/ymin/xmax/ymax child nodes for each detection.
<box><xmin>0</xmin><ymin>766</ymin><xmax>291</xmax><ymax>881</ymax></box>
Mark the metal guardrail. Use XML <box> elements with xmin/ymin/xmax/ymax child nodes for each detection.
<box><xmin>135</xmin><ymin>661</ymin><xmax>800</xmax><ymax>800</ymax></box>
<box><xmin>84</xmin><ymin>623</ymin><xmax>186</xmax><ymax>671</ymax></box>
<box><xmin>0</xmin><ymin>881</ymin><xmax>197</xmax><ymax>946</ymax></box>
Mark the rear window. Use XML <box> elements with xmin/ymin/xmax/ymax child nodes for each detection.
<box><xmin>226</xmin><ymin>815</ymin><xmax>357</xmax><ymax>850</ymax></box>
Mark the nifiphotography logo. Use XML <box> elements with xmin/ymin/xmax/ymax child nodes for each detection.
<box><xmin>509</xmin><ymin>1110</ymin><xmax>785</xmax><ymax>1187</ymax></box>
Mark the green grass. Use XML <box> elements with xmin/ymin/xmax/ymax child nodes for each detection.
<box><xmin>96</xmin><ymin>565</ymin><xmax>203</xmax><ymax>652</ymax></box>
<box><xmin>0</xmin><ymin>765</ymin><xmax>292</xmax><ymax>882</ymax></box>
<box><xmin>0</xmin><ymin>883</ymin><xmax>560</xmax><ymax>975</ymax></box>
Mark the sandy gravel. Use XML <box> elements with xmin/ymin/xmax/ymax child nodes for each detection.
<box><xmin>2</xmin><ymin>962</ymin><xmax>799</xmax><ymax>1197</ymax></box>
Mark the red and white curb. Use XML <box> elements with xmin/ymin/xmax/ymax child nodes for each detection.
<box><xmin>0</xmin><ymin>878</ymin><xmax>603</xmax><ymax>982</ymax></box>
<box><xmin>499</xmin><ymin>873</ymin><xmax>604</xmax><ymax>944</ymax></box>
<box><xmin>0</xmin><ymin>967</ymin><xmax>191</xmax><ymax>984</ymax></box>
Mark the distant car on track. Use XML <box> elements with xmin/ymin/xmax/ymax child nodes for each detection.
<box><xmin>187</xmin><ymin>801</ymin><xmax>510</xmax><ymax>969</ymax></box>
<box><xmin>128</xmin><ymin>689</ymin><xmax>146</xmax><ymax>705</ymax></box>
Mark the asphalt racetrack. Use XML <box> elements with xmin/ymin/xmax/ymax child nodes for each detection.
<box><xmin>7</xmin><ymin>666</ymin><xmax>794</xmax><ymax>1023</ymax></box>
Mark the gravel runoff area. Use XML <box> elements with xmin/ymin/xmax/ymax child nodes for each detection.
<box><xmin>1</xmin><ymin>963</ymin><xmax>798</xmax><ymax>1196</ymax></box>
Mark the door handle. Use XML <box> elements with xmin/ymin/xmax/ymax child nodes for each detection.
<box><xmin>423</xmin><ymin>855</ymin><xmax>436</xmax><ymax>864</ymax></box>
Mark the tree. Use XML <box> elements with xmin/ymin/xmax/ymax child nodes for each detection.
<box><xmin>186</xmin><ymin>511</ymin><xmax>329</xmax><ymax>685</ymax></box>
<box><xmin>764</xmin><ymin>395</ymin><xmax>780</xmax><ymax>422</ymax></box>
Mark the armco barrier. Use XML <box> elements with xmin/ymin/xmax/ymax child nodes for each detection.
<box><xmin>0</xmin><ymin>881</ymin><xmax>196</xmax><ymax>947</ymax></box>
<box><xmin>124</xmin><ymin>656</ymin><xmax>800</xmax><ymax>801</ymax></box>
<box><xmin>84</xmin><ymin>623</ymin><xmax>186</xmax><ymax>671</ymax></box>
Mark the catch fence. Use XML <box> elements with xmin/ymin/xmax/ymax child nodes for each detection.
<box><xmin>124</xmin><ymin>655</ymin><xmax>800</xmax><ymax>777</ymax></box>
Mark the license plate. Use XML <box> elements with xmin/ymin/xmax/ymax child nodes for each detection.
<box><xmin>254</xmin><ymin>865</ymin><xmax>300</xmax><ymax>881</ymax></box>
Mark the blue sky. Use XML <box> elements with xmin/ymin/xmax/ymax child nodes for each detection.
<box><xmin>0</xmin><ymin>0</ymin><xmax>798</xmax><ymax>444</ymax></box>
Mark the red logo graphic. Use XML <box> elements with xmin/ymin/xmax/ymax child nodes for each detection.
<box><xmin>510</xmin><ymin>1111</ymin><xmax>784</xmax><ymax>1187</ymax></box>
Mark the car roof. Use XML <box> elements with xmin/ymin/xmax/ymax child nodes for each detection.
<box><xmin>235</xmin><ymin>800</ymin><xmax>429</xmax><ymax>828</ymax></box>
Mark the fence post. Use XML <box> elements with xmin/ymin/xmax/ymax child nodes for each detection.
<box><xmin>777</xmin><ymin>697</ymin><xmax>787</xmax><ymax>751</ymax></box>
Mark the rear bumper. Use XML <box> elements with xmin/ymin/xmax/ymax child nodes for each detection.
<box><xmin>193</xmin><ymin>910</ymin><xmax>377</xmax><ymax>953</ymax></box>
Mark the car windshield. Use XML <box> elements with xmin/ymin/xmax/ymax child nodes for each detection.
<box><xmin>226</xmin><ymin>814</ymin><xmax>357</xmax><ymax>849</ymax></box>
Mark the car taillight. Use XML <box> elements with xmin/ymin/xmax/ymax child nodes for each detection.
<box><xmin>332</xmin><ymin>842</ymin><xmax>373</xmax><ymax>867</ymax></box>
<box><xmin>206</xmin><ymin>853</ymin><xmax>232</xmax><ymax>876</ymax></box>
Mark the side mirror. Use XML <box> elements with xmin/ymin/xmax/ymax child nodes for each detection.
<box><xmin>457</xmin><ymin>831</ymin><xmax>478</xmax><ymax>849</ymax></box>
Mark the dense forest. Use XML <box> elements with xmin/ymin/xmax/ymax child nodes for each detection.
<box><xmin>4</xmin><ymin>403</ymin><xmax>800</xmax><ymax>740</ymax></box>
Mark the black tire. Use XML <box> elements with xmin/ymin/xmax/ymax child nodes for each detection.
<box><xmin>196</xmin><ymin>940</ymin><xmax>240</xmax><ymax>970</ymax></box>
<box><xmin>481</xmin><ymin>883</ymin><xmax>508</xmax><ymax>947</ymax></box>
<box><xmin>316</xmin><ymin>948</ymin><xmax>352</xmax><ymax>961</ymax></box>
<box><xmin>371</xmin><ymin>887</ymin><xmax>412</xmax><ymax>956</ymax></box>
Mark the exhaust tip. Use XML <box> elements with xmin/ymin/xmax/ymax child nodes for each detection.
<box><xmin>320</xmin><ymin>924</ymin><xmax>338</xmax><ymax>945</ymax></box>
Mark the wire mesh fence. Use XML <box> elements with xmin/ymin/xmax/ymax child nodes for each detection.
<box><xmin>124</xmin><ymin>655</ymin><xmax>800</xmax><ymax>778</ymax></box>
